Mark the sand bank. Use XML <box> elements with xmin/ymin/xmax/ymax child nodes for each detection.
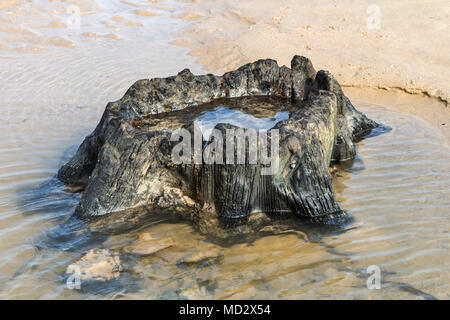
<box><xmin>173</xmin><ymin>0</ymin><xmax>450</xmax><ymax>106</ymax></box>
<box><xmin>346</xmin><ymin>87</ymin><xmax>450</xmax><ymax>146</ymax></box>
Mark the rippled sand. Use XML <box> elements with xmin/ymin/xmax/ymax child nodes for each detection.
<box><xmin>0</xmin><ymin>0</ymin><xmax>449</xmax><ymax>299</ymax></box>
<box><xmin>0</xmin><ymin>0</ymin><xmax>203</xmax><ymax>298</ymax></box>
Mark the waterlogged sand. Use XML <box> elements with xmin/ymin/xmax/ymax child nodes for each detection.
<box><xmin>0</xmin><ymin>0</ymin><xmax>449</xmax><ymax>299</ymax></box>
<box><xmin>173</xmin><ymin>0</ymin><xmax>450</xmax><ymax>107</ymax></box>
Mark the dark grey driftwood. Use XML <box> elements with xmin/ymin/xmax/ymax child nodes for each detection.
<box><xmin>58</xmin><ymin>55</ymin><xmax>377</xmax><ymax>237</ymax></box>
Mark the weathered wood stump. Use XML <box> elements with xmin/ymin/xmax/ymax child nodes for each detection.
<box><xmin>58</xmin><ymin>56</ymin><xmax>377</xmax><ymax>238</ymax></box>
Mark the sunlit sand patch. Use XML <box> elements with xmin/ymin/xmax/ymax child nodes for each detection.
<box><xmin>126</xmin><ymin>21</ymin><xmax>143</xmax><ymax>27</ymax></box>
<box><xmin>133</xmin><ymin>10</ymin><xmax>160</xmax><ymax>17</ymax></box>
<box><xmin>13</xmin><ymin>46</ymin><xmax>44</xmax><ymax>53</ymax></box>
<box><xmin>80</xmin><ymin>10</ymin><xmax>101</xmax><ymax>16</ymax></box>
<box><xmin>111</xmin><ymin>15</ymin><xmax>126</xmax><ymax>22</ymax></box>
<box><xmin>42</xmin><ymin>4</ymin><xmax>102</xmax><ymax>17</ymax></box>
<box><xmin>81</xmin><ymin>32</ymin><xmax>120</xmax><ymax>40</ymax></box>
<box><xmin>192</xmin><ymin>27</ymin><xmax>221</xmax><ymax>35</ymax></box>
<box><xmin>103</xmin><ymin>16</ymin><xmax>143</xmax><ymax>28</ymax></box>
<box><xmin>32</xmin><ymin>21</ymin><xmax>67</xmax><ymax>29</ymax></box>
<box><xmin>171</xmin><ymin>36</ymin><xmax>249</xmax><ymax>73</ymax></box>
<box><xmin>0</xmin><ymin>0</ymin><xmax>448</xmax><ymax>300</ymax></box>
<box><xmin>0</xmin><ymin>0</ymin><xmax>21</xmax><ymax>11</ymax></box>
<box><xmin>0</xmin><ymin>15</ymin><xmax>13</xmax><ymax>24</ymax></box>
<box><xmin>169</xmin><ymin>38</ymin><xmax>194</xmax><ymax>48</ymax></box>
<box><xmin>171</xmin><ymin>0</ymin><xmax>450</xmax><ymax>105</ymax></box>
<box><xmin>188</xmin><ymin>46</ymin><xmax>210</xmax><ymax>57</ymax></box>
<box><xmin>121</xmin><ymin>1</ymin><xmax>140</xmax><ymax>8</ymax></box>
<box><xmin>222</xmin><ymin>10</ymin><xmax>256</xmax><ymax>25</ymax></box>
<box><xmin>103</xmin><ymin>33</ymin><xmax>120</xmax><ymax>40</ymax></box>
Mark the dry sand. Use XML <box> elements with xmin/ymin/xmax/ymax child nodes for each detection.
<box><xmin>173</xmin><ymin>0</ymin><xmax>450</xmax><ymax>108</ymax></box>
